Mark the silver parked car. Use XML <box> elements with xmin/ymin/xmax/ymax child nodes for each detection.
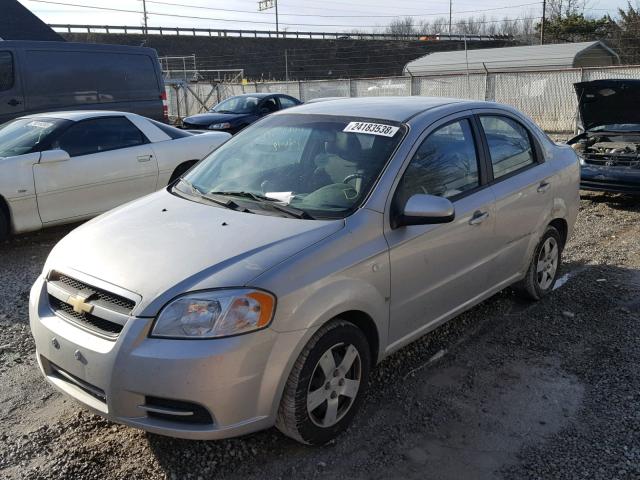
<box><xmin>29</xmin><ymin>97</ymin><xmax>579</xmax><ymax>445</ymax></box>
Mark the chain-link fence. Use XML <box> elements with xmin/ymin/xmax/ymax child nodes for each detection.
<box><xmin>166</xmin><ymin>65</ymin><xmax>640</xmax><ymax>132</ymax></box>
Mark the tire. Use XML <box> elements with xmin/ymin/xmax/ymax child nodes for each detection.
<box><xmin>516</xmin><ymin>225</ymin><xmax>562</xmax><ymax>301</ymax></box>
<box><xmin>276</xmin><ymin>320</ymin><xmax>371</xmax><ymax>445</ymax></box>
<box><xmin>0</xmin><ymin>208</ymin><xmax>8</xmax><ymax>242</ymax></box>
<box><xmin>168</xmin><ymin>161</ymin><xmax>197</xmax><ymax>184</ymax></box>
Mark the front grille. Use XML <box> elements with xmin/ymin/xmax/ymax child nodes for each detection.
<box><xmin>49</xmin><ymin>361</ymin><xmax>107</xmax><ymax>403</ymax></box>
<box><xmin>51</xmin><ymin>272</ymin><xmax>135</xmax><ymax>314</ymax></box>
<box><xmin>49</xmin><ymin>295</ymin><xmax>123</xmax><ymax>338</ymax></box>
<box><xmin>584</xmin><ymin>155</ymin><xmax>640</xmax><ymax>168</ymax></box>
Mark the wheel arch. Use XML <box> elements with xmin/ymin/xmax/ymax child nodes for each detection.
<box><xmin>549</xmin><ymin>217</ymin><xmax>569</xmax><ymax>249</ymax></box>
<box><xmin>0</xmin><ymin>194</ymin><xmax>12</xmax><ymax>234</ymax></box>
<box><xmin>333</xmin><ymin>310</ymin><xmax>380</xmax><ymax>367</ymax></box>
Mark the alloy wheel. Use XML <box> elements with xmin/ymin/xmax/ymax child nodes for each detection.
<box><xmin>536</xmin><ymin>237</ymin><xmax>559</xmax><ymax>290</ymax></box>
<box><xmin>306</xmin><ymin>343</ymin><xmax>362</xmax><ymax>428</ymax></box>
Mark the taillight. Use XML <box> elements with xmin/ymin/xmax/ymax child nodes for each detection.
<box><xmin>161</xmin><ymin>90</ymin><xmax>169</xmax><ymax>121</ymax></box>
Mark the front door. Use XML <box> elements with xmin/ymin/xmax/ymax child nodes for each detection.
<box><xmin>0</xmin><ymin>50</ymin><xmax>25</xmax><ymax>123</ymax></box>
<box><xmin>385</xmin><ymin>116</ymin><xmax>498</xmax><ymax>348</ymax></box>
<box><xmin>33</xmin><ymin>116</ymin><xmax>158</xmax><ymax>224</ymax></box>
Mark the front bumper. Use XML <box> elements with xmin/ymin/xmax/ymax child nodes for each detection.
<box><xmin>580</xmin><ymin>164</ymin><xmax>640</xmax><ymax>195</ymax></box>
<box><xmin>29</xmin><ymin>276</ymin><xmax>306</xmax><ymax>440</ymax></box>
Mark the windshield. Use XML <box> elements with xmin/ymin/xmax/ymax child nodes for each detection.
<box><xmin>212</xmin><ymin>96</ymin><xmax>260</xmax><ymax>114</ymax></box>
<box><xmin>180</xmin><ymin>114</ymin><xmax>405</xmax><ymax>219</ymax></box>
<box><xmin>0</xmin><ymin>118</ymin><xmax>70</xmax><ymax>158</ymax></box>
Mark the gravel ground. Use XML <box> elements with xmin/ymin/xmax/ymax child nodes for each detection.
<box><xmin>1</xmin><ymin>193</ymin><xmax>639</xmax><ymax>480</ymax></box>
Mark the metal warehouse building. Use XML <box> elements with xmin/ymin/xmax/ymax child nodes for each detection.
<box><xmin>403</xmin><ymin>41</ymin><xmax>620</xmax><ymax>76</ymax></box>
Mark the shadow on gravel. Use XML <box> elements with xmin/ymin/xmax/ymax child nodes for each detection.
<box><xmin>580</xmin><ymin>192</ymin><xmax>640</xmax><ymax>212</ymax></box>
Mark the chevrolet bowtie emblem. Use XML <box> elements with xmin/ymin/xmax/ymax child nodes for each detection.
<box><xmin>67</xmin><ymin>294</ymin><xmax>94</xmax><ymax>314</ymax></box>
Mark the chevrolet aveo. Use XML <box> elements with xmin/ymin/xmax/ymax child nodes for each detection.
<box><xmin>30</xmin><ymin>97</ymin><xmax>580</xmax><ymax>445</ymax></box>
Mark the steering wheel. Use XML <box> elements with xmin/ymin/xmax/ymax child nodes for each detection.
<box><xmin>343</xmin><ymin>173</ymin><xmax>365</xmax><ymax>185</ymax></box>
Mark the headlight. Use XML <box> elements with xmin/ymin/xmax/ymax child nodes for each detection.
<box><xmin>151</xmin><ymin>289</ymin><xmax>275</xmax><ymax>339</ymax></box>
<box><xmin>208</xmin><ymin>122</ymin><xmax>231</xmax><ymax>130</ymax></box>
<box><xmin>578</xmin><ymin>156</ymin><xmax>585</xmax><ymax>166</ymax></box>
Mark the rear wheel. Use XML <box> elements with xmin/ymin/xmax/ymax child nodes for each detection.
<box><xmin>276</xmin><ymin>320</ymin><xmax>371</xmax><ymax>445</ymax></box>
<box><xmin>516</xmin><ymin>225</ymin><xmax>562</xmax><ymax>300</ymax></box>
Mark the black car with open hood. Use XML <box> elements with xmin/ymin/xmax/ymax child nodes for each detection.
<box><xmin>569</xmin><ymin>79</ymin><xmax>640</xmax><ymax>195</ymax></box>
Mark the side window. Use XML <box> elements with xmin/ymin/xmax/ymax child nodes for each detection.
<box><xmin>0</xmin><ymin>52</ymin><xmax>14</xmax><ymax>92</ymax></box>
<box><xmin>53</xmin><ymin>117</ymin><xmax>147</xmax><ymax>157</ymax></box>
<box><xmin>261</xmin><ymin>97</ymin><xmax>279</xmax><ymax>113</ymax></box>
<box><xmin>480</xmin><ymin>116</ymin><xmax>536</xmax><ymax>179</ymax></box>
<box><xmin>396</xmin><ymin>118</ymin><xmax>480</xmax><ymax>203</ymax></box>
<box><xmin>278</xmin><ymin>96</ymin><xmax>298</xmax><ymax>109</ymax></box>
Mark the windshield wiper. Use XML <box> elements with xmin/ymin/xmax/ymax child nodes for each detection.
<box><xmin>176</xmin><ymin>179</ymin><xmax>241</xmax><ymax>211</ymax></box>
<box><xmin>209</xmin><ymin>191</ymin><xmax>314</xmax><ymax>219</ymax></box>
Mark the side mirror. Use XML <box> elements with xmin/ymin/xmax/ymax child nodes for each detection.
<box><xmin>397</xmin><ymin>194</ymin><xmax>455</xmax><ymax>227</ymax></box>
<box><xmin>40</xmin><ymin>149</ymin><xmax>70</xmax><ymax>164</ymax></box>
<box><xmin>259</xmin><ymin>107</ymin><xmax>270</xmax><ymax>116</ymax></box>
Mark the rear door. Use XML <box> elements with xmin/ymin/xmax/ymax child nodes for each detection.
<box><xmin>477</xmin><ymin>111</ymin><xmax>555</xmax><ymax>284</ymax></box>
<box><xmin>0</xmin><ymin>50</ymin><xmax>25</xmax><ymax>123</ymax></box>
<box><xmin>33</xmin><ymin>116</ymin><xmax>158</xmax><ymax>224</ymax></box>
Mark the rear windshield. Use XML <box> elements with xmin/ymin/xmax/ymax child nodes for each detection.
<box><xmin>0</xmin><ymin>118</ymin><xmax>71</xmax><ymax>158</ymax></box>
<box><xmin>150</xmin><ymin>119</ymin><xmax>192</xmax><ymax>139</ymax></box>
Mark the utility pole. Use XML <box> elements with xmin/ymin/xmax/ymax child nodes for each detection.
<box><xmin>284</xmin><ymin>49</ymin><xmax>289</xmax><ymax>82</ymax></box>
<box><xmin>258</xmin><ymin>0</ymin><xmax>279</xmax><ymax>38</ymax></box>
<box><xmin>449</xmin><ymin>0</ymin><xmax>452</xmax><ymax>36</ymax></box>
<box><xmin>540</xmin><ymin>0</ymin><xmax>546</xmax><ymax>45</ymax></box>
<box><xmin>142</xmin><ymin>0</ymin><xmax>148</xmax><ymax>34</ymax></box>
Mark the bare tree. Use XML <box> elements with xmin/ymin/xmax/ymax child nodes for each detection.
<box><xmin>547</xmin><ymin>0</ymin><xmax>588</xmax><ymax>20</ymax></box>
<box><xmin>386</xmin><ymin>16</ymin><xmax>416</xmax><ymax>39</ymax></box>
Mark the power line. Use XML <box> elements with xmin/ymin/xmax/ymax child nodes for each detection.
<box><xmin>25</xmin><ymin>1</ymin><xmax>544</xmax><ymax>29</ymax></box>
<box><xmin>135</xmin><ymin>0</ymin><xmax>543</xmax><ymax>19</ymax></box>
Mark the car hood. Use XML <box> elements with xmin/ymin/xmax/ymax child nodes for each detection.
<box><xmin>574</xmin><ymin>80</ymin><xmax>640</xmax><ymax>131</ymax></box>
<box><xmin>183</xmin><ymin>112</ymin><xmax>252</xmax><ymax>126</ymax></box>
<box><xmin>44</xmin><ymin>190</ymin><xmax>344</xmax><ymax>315</ymax></box>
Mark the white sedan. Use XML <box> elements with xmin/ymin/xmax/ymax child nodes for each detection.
<box><xmin>0</xmin><ymin>111</ymin><xmax>230</xmax><ymax>239</ymax></box>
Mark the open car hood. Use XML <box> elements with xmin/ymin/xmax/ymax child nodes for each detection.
<box><xmin>574</xmin><ymin>80</ymin><xmax>640</xmax><ymax>131</ymax></box>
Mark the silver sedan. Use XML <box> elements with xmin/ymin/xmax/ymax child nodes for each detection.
<box><xmin>29</xmin><ymin>97</ymin><xmax>580</xmax><ymax>445</ymax></box>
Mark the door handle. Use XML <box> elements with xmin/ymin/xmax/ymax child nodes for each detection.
<box><xmin>537</xmin><ymin>181</ymin><xmax>551</xmax><ymax>193</ymax></box>
<box><xmin>137</xmin><ymin>154</ymin><xmax>153</xmax><ymax>162</ymax></box>
<box><xmin>469</xmin><ymin>210</ymin><xmax>489</xmax><ymax>226</ymax></box>
<box><xmin>7</xmin><ymin>98</ymin><xmax>22</xmax><ymax>107</ymax></box>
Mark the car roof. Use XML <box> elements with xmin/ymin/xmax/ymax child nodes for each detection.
<box><xmin>20</xmin><ymin>110</ymin><xmax>140</xmax><ymax>121</ymax></box>
<box><xmin>229</xmin><ymin>93</ymin><xmax>287</xmax><ymax>99</ymax></box>
<box><xmin>279</xmin><ymin>96</ymin><xmax>472</xmax><ymax>122</ymax></box>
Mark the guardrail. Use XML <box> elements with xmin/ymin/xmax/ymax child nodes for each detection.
<box><xmin>49</xmin><ymin>24</ymin><xmax>512</xmax><ymax>42</ymax></box>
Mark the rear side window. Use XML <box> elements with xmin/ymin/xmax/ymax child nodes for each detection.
<box><xmin>397</xmin><ymin>118</ymin><xmax>480</xmax><ymax>202</ymax></box>
<box><xmin>278</xmin><ymin>96</ymin><xmax>299</xmax><ymax>109</ymax></box>
<box><xmin>0</xmin><ymin>52</ymin><xmax>14</xmax><ymax>91</ymax></box>
<box><xmin>480</xmin><ymin>116</ymin><xmax>536</xmax><ymax>179</ymax></box>
<box><xmin>53</xmin><ymin>117</ymin><xmax>147</xmax><ymax>157</ymax></box>
<box><xmin>24</xmin><ymin>50</ymin><xmax>160</xmax><ymax>108</ymax></box>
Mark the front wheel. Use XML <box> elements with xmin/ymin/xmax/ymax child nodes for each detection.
<box><xmin>276</xmin><ymin>320</ymin><xmax>371</xmax><ymax>445</ymax></box>
<box><xmin>516</xmin><ymin>225</ymin><xmax>562</xmax><ymax>300</ymax></box>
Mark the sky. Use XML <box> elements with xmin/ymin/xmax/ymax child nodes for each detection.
<box><xmin>20</xmin><ymin>0</ymin><xmax>629</xmax><ymax>34</ymax></box>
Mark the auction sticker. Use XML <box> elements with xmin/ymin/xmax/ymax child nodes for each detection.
<box><xmin>343</xmin><ymin>122</ymin><xmax>399</xmax><ymax>137</ymax></box>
